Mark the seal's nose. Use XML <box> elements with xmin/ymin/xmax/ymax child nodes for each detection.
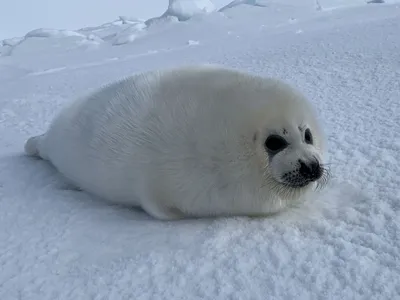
<box><xmin>299</xmin><ymin>159</ymin><xmax>322</xmax><ymax>181</ymax></box>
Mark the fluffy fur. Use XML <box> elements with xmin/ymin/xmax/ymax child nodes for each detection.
<box><xmin>24</xmin><ymin>64</ymin><xmax>327</xmax><ymax>220</ymax></box>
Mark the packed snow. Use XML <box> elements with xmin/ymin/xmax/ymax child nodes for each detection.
<box><xmin>1</xmin><ymin>0</ymin><xmax>400</xmax><ymax>299</ymax></box>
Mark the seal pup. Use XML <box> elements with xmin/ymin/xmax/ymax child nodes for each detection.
<box><xmin>24</xmin><ymin>64</ymin><xmax>328</xmax><ymax>220</ymax></box>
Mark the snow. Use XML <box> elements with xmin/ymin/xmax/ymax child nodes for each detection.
<box><xmin>165</xmin><ymin>0</ymin><xmax>216</xmax><ymax>20</ymax></box>
<box><xmin>25</xmin><ymin>28</ymin><xmax>86</xmax><ymax>39</ymax></box>
<box><xmin>187</xmin><ymin>39</ymin><xmax>201</xmax><ymax>46</ymax></box>
<box><xmin>1</xmin><ymin>1</ymin><xmax>400</xmax><ymax>299</ymax></box>
<box><xmin>145</xmin><ymin>0</ymin><xmax>215</xmax><ymax>29</ymax></box>
<box><xmin>112</xmin><ymin>23</ymin><xmax>147</xmax><ymax>46</ymax></box>
<box><xmin>219</xmin><ymin>0</ymin><xmax>268</xmax><ymax>11</ymax></box>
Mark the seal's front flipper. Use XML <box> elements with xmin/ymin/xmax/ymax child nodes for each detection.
<box><xmin>24</xmin><ymin>134</ymin><xmax>46</xmax><ymax>159</ymax></box>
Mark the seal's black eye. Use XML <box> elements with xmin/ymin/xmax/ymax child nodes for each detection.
<box><xmin>304</xmin><ymin>128</ymin><xmax>313</xmax><ymax>144</ymax></box>
<box><xmin>265</xmin><ymin>135</ymin><xmax>288</xmax><ymax>153</ymax></box>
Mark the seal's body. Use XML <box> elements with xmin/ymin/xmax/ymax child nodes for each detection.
<box><xmin>25</xmin><ymin>65</ymin><xmax>327</xmax><ymax>220</ymax></box>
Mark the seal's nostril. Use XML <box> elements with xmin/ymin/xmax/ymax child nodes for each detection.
<box><xmin>310</xmin><ymin>161</ymin><xmax>319</xmax><ymax>173</ymax></box>
<box><xmin>299</xmin><ymin>159</ymin><xmax>321</xmax><ymax>180</ymax></box>
<box><xmin>298</xmin><ymin>159</ymin><xmax>311</xmax><ymax>176</ymax></box>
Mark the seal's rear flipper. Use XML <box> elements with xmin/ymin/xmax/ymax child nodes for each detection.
<box><xmin>24</xmin><ymin>134</ymin><xmax>45</xmax><ymax>159</ymax></box>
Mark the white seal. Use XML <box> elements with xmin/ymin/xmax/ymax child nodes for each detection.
<box><xmin>24</xmin><ymin>64</ymin><xmax>328</xmax><ymax>220</ymax></box>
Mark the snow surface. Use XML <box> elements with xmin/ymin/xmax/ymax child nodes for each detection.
<box><xmin>1</xmin><ymin>1</ymin><xmax>400</xmax><ymax>299</ymax></box>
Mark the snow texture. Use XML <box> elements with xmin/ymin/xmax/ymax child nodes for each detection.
<box><xmin>1</xmin><ymin>1</ymin><xmax>400</xmax><ymax>299</ymax></box>
<box><xmin>112</xmin><ymin>23</ymin><xmax>147</xmax><ymax>46</ymax></box>
<box><xmin>145</xmin><ymin>0</ymin><xmax>215</xmax><ymax>29</ymax></box>
<box><xmin>165</xmin><ymin>0</ymin><xmax>216</xmax><ymax>20</ymax></box>
<box><xmin>25</xmin><ymin>28</ymin><xmax>86</xmax><ymax>39</ymax></box>
<box><xmin>219</xmin><ymin>0</ymin><xmax>268</xmax><ymax>12</ymax></box>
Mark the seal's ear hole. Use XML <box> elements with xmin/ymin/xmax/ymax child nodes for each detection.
<box><xmin>304</xmin><ymin>128</ymin><xmax>313</xmax><ymax>145</ymax></box>
<box><xmin>265</xmin><ymin>135</ymin><xmax>288</xmax><ymax>153</ymax></box>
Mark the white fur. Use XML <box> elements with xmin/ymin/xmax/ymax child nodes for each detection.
<box><xmin>24</xmin><ymin>64</ymin><xmax>325</xmax><ymax>220</ymax></box>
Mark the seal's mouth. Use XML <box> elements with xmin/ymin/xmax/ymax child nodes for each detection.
<box><xmin>279</xmin><ymin>161</ymin><xmax>330</xmax><ymax>190</ymax></box>
<box><xmin>280</xmin><ymin>172</ymin><xmax>320</xmax><ymax>189</ymax></box>
<box><xmin>282</xmin><ymin>179</ymin><xmax>313</xmax><ymax>188</ymax></box>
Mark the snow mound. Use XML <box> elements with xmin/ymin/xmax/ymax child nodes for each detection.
<box><xmin>2</xmin><ymin>37</ymin><xmax>24</xmax><ymax>47</ymax></box>
<box><xmin>144</xmin><ymin>0</ymin><xmax>214</xmax><ymax>30</ymax></box>
<box><xmin>219</xmin><ymin>0</ymin><xmax>268</xmax><ymax>12</ymax></box>
<box><xmin>0</xmin><ymin>37</ymin><xmax>24</xmax><ymax>56</ymax></box>
<box><xmin>118</xmin><ymin>16</ymin><xmax>146</xmax><ymax>25</ymax></box>
<box><xmin>25</xmin><ymin>28</ymin><xmax>85</xmax><ymax>39</ymax></box>
<box><xmin>163</xmin><ymin>0</ymin><xmax>215</xmax><ymax>21</ymax></box>
<box><xmin>77</xmin><ymin>18</ymin><xmax>148</xmax><ymax>45</ymax></box>
<box><xmin>145</xmin><ymin>15</ymin><xmax>180</xmax><ymax>27</ymax></box>
<box><xmin>112</xmin><ymin>23</ymin><xmax>147</xmax><ymax>46</ymax></box>
<box><xmin>8</xmin><ymin>28</ymin><xmax>103</xmax><ymax>57</ymax></box>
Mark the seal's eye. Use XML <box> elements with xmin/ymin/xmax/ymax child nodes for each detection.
<box><xmin>304</xmin><ymin>128</ymin><xmax>313</xmax><ymax>144</ymax></box>
<box><xmin>265</xmin><ymin>135</ymin><xmax>288</xmax><ymax>153</ymax></box>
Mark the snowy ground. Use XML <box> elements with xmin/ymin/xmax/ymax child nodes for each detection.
<box><xmin>1</xmin><ymin>1</ymin><xmax>400</xmax><ymax>299</ymax></box>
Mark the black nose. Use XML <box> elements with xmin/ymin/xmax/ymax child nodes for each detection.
<box><xmin>299</xmin><ymin>159</ymin><xmax>322</xmax><ymax>181</ymax></box>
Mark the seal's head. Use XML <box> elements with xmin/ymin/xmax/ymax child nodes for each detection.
<box><xmin>264</xmin><ymin>124</ymin><xmax>325</xmax><ymax>188</ymax></box>
<box><xmin>249</xmin><ymin>80</ymin><xmax>329</xmax><ymax>200</ymax></box>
